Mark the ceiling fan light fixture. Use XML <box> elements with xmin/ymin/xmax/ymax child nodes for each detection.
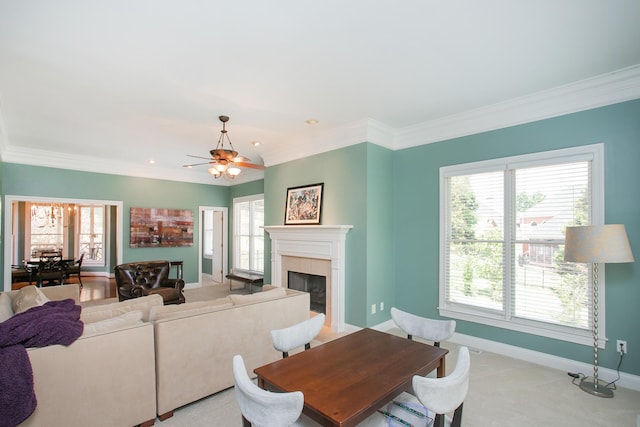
<box><xmin>183</xmin><ymin>115</ymin><xmax>266</xmax><ymax>178</ymax></box>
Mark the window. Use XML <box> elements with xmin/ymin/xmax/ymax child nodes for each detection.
<box><xmin>233</xmin><ymin>194</ymin><xmax>264</xmax><ymax>273</ymax></box>
<box><xmin>203</xmin><ymin>210</ymin><xmax>214</xmax><ymax>257</ymax></box>
<box><xmin>77</xmin><ymin>205</ymin><xmax>105</xmax><ymax>266</ymax></box>
<box><xmin>28</xmin><ymin>203</ymin><xmax>65</xmax><ymax>257</ymax></box>
<box><xmin>439</xmin><ymin>144</ymin><xmax>604</xmax><ymax>346</ymax></box>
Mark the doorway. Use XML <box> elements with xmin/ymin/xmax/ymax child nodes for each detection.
<box><xmin>3</xmin><ymin>195</ymin><xmax>123</xmax><ymax>292</ymax></box>
<box><xmin>198</xmin><ymin>206</ymin><xmax>227</xmax><ymax>286</ymax></box>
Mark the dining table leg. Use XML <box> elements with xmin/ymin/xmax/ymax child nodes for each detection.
<box><xmin>437</xmin><ymin>356</ymin><xmax>446</xmax><ymax>378</ymax></box>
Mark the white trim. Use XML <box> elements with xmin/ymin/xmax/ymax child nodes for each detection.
<box><xmin>394</xmin><ymin>65</ymin><xmax>640</xmax><ymax>150</ymax></box>
<box><xmin>198</xmin><ymin>206</ymin><xmax>228</xmax><ymax>286</ymax></box>
<box><xmin>448</xmin><ymin>332</ymin><xmax>640</xmax><ymax>393</ymax></box>
<box><xmin>373</xmin><ymin>319</ymin><xmax>640</xmax><ymax>392</ymax></box>
<box><xmin>3</xmin><ymin>195</ymin><xmax>123</xmax><ymax>292</ymax></box>
<box><xmin>232</xmin><ymin>194</ymin><xmax>264</xmax><ymax>274</ymax></box>
<box><xmin>3</xmin><ymin>67</ymin><xmax>639</xmax><ymax>178</ymax></box>
<box><xmin>439</xmin><ymin>144</ymin><xmax>606</xmax><ymax>347</ymax></box>
<box><xmin>264</xmin><ymin>225</ymin><xmax>353</xmax><ymax>332</ymax></box>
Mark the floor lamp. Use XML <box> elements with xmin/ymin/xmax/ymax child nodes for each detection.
<box><xmin>564</xmin><ymin>224</ymin><xmax>634</xmax><ymax>398</ymax></box>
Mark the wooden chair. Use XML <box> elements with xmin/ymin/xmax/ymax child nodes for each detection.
<box><xmin>37</xmin><ymin>252</ymin><xmax>65</xmax><ymax>287</ymax></box>
<box><xmin>270</xmin><ymin>313</ymin><xmax>325</xmax><ymax>358</ymax></box>
<box><xmin>64</xmin><ymin>253</ymin><xmax>84</xmax><ymax>288</ymax></box>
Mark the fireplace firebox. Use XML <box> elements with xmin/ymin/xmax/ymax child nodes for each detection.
<box><xmin>288</xmin><ymin>271</ymin><xmax>326</xmax><ymax>314</ymax></box>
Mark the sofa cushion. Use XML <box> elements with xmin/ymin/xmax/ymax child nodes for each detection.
<box><xmin>0</xmin><ymin>293</ymin><xmax>14</xmax><ymax>322</ymax></box>
<box><xmin>82</xmin><ymin>310</ymin><xmax>144</xmax><ymax>337</ymax></box>
<box><xmin>150</xmin><ymin>299</ymin><xmax>233</xmax><ymax>322</ymax></box>
<box><xmin>81</xmin><ymin>294</ymin><xmax>163</xmax><ymax>323</ymax></box>
<box><xmin>228</xmin><ymin>287</ymin><xmax>287</xmax><ymax>306</ymax></box>
<box><xmin>38</xmin><ymin>283</ymin><xmax>80</xmax><ymax>303</ymax></box>
<box><xmin>12</xmin><ymin>286</ymin><xmax>50</xmax><ymax>314</ymax></box>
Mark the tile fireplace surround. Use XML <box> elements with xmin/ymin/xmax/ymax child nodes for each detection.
<box><xmin>264</xmin><ymin>225</ymin><xmax>352</xmax><ymax>332</ymax></box>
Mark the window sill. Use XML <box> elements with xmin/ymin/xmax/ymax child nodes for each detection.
<box><xmin>438</xmin><ymin>307</ymin><xmax>605</xmax><ymax>348</ymax></box>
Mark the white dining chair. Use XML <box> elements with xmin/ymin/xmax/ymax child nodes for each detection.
<box><xmin>360</xmin><ymin>346</ymin><xmax>470</xmax><ymax>427</ymax></box>
<box><xmin>232</xmin><ymin>354</ymin><xmax>317</xmax><ymax>426</ymax></box>
<box><xmin>391</xmin><ymin>307</ymin><xmax>456</xmax><ymax>347</ymax></box>
<box><xmin>271</xmin><ymin>313</ymin><xmax>325</xmax><ymax>358</ymax></box>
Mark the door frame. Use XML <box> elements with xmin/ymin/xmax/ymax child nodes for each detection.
<box><xmin>198</xmin><ymin>206</ymin><xmax>228</xmax><ymax>285</ymax></box>
<box><xmin>3</xmin><ymin>194</ymin><xmax>123</xmax><ymax>292</ymax></box>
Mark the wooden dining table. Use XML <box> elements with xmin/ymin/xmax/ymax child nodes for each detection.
<box><xmin>254</xmin><ymin>328</ymin><xmax>448</xmax><ymax>427</ymax></box>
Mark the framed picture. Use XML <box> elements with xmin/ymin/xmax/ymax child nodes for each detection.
<box><xmin>129</xmin><ymin>207</ymin><xmax>194</xmax><ymax>248</ymax></box>
<box><xmin>284</xmin><ymin>183</ymin><xmax>324</xmax><ymax>225</ymax></box>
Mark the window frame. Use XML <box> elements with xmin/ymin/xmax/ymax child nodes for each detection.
<box><xmin>202</xmin><ymin>210</ymin><xmax>214</xmax><ymax>258</ymax></box>
<box><xmin>75</xmin><ymin>204</ymin><xmax>106</xmax><ymax>267</ymax></box>
<box><xmin>439</xmin><ymin>143</ymin><xmax>605</xmax><ymax>347</ymax></box>
<box><xmin>26</xmin><ymin>202</ymin><xmax>67</xmax><ymax>258</ymax></box>
<box><xmin>232</xmin><ymin>193</ymin><xmax>264</xmax><ymax>274</ymax></box>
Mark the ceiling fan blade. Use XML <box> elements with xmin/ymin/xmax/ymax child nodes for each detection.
<box><xmin>234</xmin><ymin>161</ymin><xmax>266</xmax><ymax>170</ymax></box>
<box><xmin>232</xmin><ymin>155</ymin><xmax>252</xmax><ymax>163</ymax></box>
<box><xmin>187</xmin><ymin>154</ymin><xmax>214</xmax><ymax>160</ymax></box>
<box><xmin>183</xmin><ymin>161</ymin><xmax>214</xmax><ymax>167</ymax></box>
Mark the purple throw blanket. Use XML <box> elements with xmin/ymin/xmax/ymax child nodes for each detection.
<box><xmin>0</xmin><ymin>299</ymin><xmax>83</xmax><ymax>427</ymax></box>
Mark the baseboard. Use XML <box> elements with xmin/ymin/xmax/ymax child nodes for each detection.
<box><xmin>80</xmin><ymin>272</ymin><xmax>113</xmax><ymax>278</ymax></box>
<box><xmin>184</xmin><ymin>282</ymin><xmax>201</xmax><ymax>290</ymax></box>
<box><xmin>371</xmin><ymin>319</ymin><xmax>640</xmax><ymax>392</ymax></box>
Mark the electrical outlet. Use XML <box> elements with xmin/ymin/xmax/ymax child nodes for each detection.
<box><xmin>380</xmin><ymin>302</ymin><xmax>384</xmax><ymax>311</ymax></box>
<box><xmin>371</xmin><ymin>304</ymin><xmax>376</xmax><ymax>315</ymax></box>
<box><xmin>617</xmin><ymin>340</ymin><xmax>627</xmax><ymax>354</ymax></box>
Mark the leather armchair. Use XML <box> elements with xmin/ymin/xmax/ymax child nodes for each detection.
<box><xmin>114</xmin><ymin>260</ymin><xmax>185</xmax><ymax>305</ymax></box>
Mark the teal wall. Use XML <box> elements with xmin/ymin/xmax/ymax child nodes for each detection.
<box><xmin>365</xmin><ymin>144</ymin><xmax>395</xmax><ymax>324</ymax></box>
<box><xmin>1</xmin><ymin>164</ymin><xmax>230</xmax><ymax>284</ymax></box>
<box><xmin>264</xmin><ymin>144</ymin><xmax>371</xmax><ymax>327</ymax></box>
<box><xmin>230</xmin><ymin>180</ymin><xmax>264</xmax><ymax>200</ymax></box>
<box><xmin>263</xmin><ymin>143</ymin><xmax>395</xmax><ymax>328</ymax></box>
<box><xmin>1</xmin><ymin>99</ymin><xmax>638</xmax><ymax>377</ymax></box>
<box><xmin>393</xmin><ymin>99</ymin><xmax>640</xmax><ymax>375</ymax></box>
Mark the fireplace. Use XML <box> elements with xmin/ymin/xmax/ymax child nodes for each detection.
<box><xmin>264</xmin><ymin>225</ymin><xmax>352</xmax><ymax>332</ymax></box>
<box><xmin>288</xmin><ymin>271</ymin><xmax>326</xmax><ymax>314</ymax></box>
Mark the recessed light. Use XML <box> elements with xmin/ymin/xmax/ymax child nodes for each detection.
<box><xmin>305</xmin><ymin>119</ymin><xmax>319</xmax><ymax>125</ymax></box>
<box><xmin>148</xmin><ymin>159</ymin><xmax>156</xmax><ymax>164</ymax></box>
<box><xmin>252</xmin><ymin>141</ymin><xmax>261</xmax><ymax>147</ymax></box>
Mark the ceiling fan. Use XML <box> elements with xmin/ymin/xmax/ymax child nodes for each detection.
<box><xmin>183</xmin><ymin>115</ymin><xmax>266</xmax><ymax>179</ymax></box>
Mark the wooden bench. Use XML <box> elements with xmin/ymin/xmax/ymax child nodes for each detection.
<box><xmin>226</xmin><ymin>271</ymin><xmax>264</xmax><ymax>294</ymax></box>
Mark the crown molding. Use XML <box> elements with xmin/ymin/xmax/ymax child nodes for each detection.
<box><xmin>260</xmin><ymin>119</ymin><xmax>367</xmax><ymax>166</ymax></box>
<box><xmin>2</xmin><ymin>65</ymin><xmax>639</xmax><ymax>176</ymax></box>
<box><xmin>0</xmin><ymin>145</ymin><xmax>262</xmax><ymax>186</ymax></box>
<box><xmin>260</xmin><ymin>118</ymin><xmax>397</xmax><ymax>167</ymax></box>
<box><xmin>264</xmin><ymin>65</ymin><xmax>640</xmax><ymax>163</ymax></box>
<box><xmin>394</xmin><ymin>64</ymin><xmax>640</xmax><ymax>149</ymax></box>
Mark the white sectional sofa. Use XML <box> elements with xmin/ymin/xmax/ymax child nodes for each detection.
<box><xmin>1</xmin><ymin>283</ymin><xmax>310</xmax><ymax>426</ymax></box>
<box><xmin>152</xmin><ymin>286</ymin><xmax>310</xmax><ymax>419</ymax></box>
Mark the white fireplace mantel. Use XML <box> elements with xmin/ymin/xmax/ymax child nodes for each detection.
<box><xmin>264</xmin><ymin>225</ymin><xmax>352</xmax><ymax>331</ymax></box>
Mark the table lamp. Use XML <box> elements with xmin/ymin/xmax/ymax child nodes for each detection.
<box><xmin>564</xmin><ymin>224</ymin><xmax>634</xmax><ymax>398</ymax></box>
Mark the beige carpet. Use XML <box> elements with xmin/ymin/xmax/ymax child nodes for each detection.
<box><xmin>158</xmin><ymin>340</ymin><xmax>640</xmax><ymax>427</ymax></box>
<box><xmin>90</xmin><ymin>283</ymin><xmax>640</xmax><ymax>426</ymax></box>
<box><xmin>155</xmin><ymin>321</ymin><xmax>640</xmax><ymax>426</ymax></box>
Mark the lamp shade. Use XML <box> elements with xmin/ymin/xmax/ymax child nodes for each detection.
<box><xmin>564</xmin><ymin>224</ymin><xmax>634</xmax><ymax>264</ymax></box>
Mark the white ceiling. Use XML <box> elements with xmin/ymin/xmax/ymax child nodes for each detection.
<box><xmin>1</xmin><ymin>1</ymin><xmax>640</xmax><ymax>185</ymax></box>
